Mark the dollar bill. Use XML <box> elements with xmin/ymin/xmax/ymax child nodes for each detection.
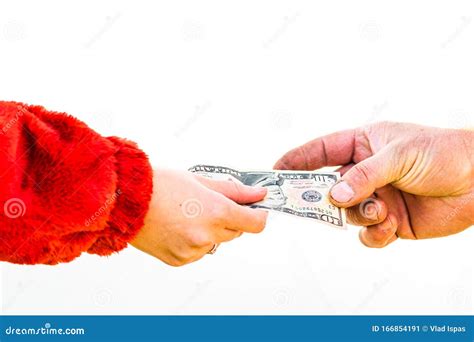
<box><xmin>189</xmin><ymin>165</ymin><xmax>346</xmax><ymax>229</ymax></box>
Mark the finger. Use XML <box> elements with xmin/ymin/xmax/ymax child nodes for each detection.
<box><xmin>181</xmin><ymin>245</ymin><xmax>214</xmax><ymax>265</ymax></box>
<box><xmin>274</xmin><ymin>129</ymin><xmax>356</xmax><ymax>170</ymax></box>
<box><xmin>195</xmin><ymin>176</ymin><xmax>267</xmax><ymax>204</ymax></box>
<box><xmin>164</xmin><ymin>243</ymin><xmax>213</xmax><ymax>267</ymax></box>
<box><xmin>219</xmin><ymin>200</ymin><xmax>268</xmax><ymax>233</ymax></box>
<box><xmin>213</xmin><ymin>228</ymin><xmax>243</xmax><ymax>243</ymax></box>
<box><xmin>386</xmin><ymin>234</ymin><xmax>398</xmax><ymax>246</ymax></box>
<box><xmin>373</xmin><ymin>185</ymin><xmax>417</xmax><ymax>240</ymax></box>
<box><xmin>335</xmin><ymin>163</ymin><xmax>354</xmax><ymax>176</ymax></box>
<box><xmin>346</xmin><ymin>197</ymin><xmax>387</xmax><ymax>226</ymax></box>
<box><xmin>169</xmin><ymin>239</ymin><xmax>220</xmax><ymax>266</ymax></box>
<box><xmin>329</xmin><ymin>146</ymin><xmax>399</xmax><ymax>207</ymax></box>
<box><xmin>359</xmin><ymin>214</ymin><xmax>398</xmax><ymax>248</ymax></box>
<box><xmin>191</xmin><ymin>242</ymin><xmax>228</xmax><ymax>263</ymax></box>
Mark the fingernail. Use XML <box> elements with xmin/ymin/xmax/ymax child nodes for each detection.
<box><xmin>330</xmin><ymin>181</ymin><xmax>354</xmax><ymax>203</ymax></box>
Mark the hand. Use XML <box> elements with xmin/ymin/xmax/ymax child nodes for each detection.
<box><xmin>131</xmin><ymin>169</ymin><xmax>268</xmax><ymax>266</ymax></box>
<box><xmin>275</xmin><ymin>122</ymin><xmax>474</xmax><ymax>248</ymax></box>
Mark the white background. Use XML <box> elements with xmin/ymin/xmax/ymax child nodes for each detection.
<box><xmin>0</xmin><ymin>0</ymin><xmax>473</xmax><ymax>315</ymax></box>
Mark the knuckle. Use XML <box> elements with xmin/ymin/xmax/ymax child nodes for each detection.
<box><xmin>222</xmin><ymin>231</ymin><xmax>240</xmax><ymax>242</ymax></box>
<box><xmin>210</xmin><ymin>202</ymin><xmax>230</xmax><ymax>220</ymax></box>
<box><xmin>163</xmin><ymin>256</ymin><xmax>187</xmax><ymax>267</ymax></box>
<box><xmin>372</xmin><ymin>229</ymin><xmax>393</xmax><ymax>246</ymax></box>
<box><xmin>188</xmin><ymin>230</ymin><xmax>212</xmax><ymax>247</ymax></box>
<box><xmin>359</xmin><ymin>228</ymin><xmax>387</xmax><ymax>248</ymax></box>
<box><xmin>365</xmin><ymin>121</ymin><xmax>395</xmax><ymax>140</ymax></box>
<box><xmin>297</xmin><ymin>146</ymin><xmax>311</xmax><ymax>170</ymax></box>
<box><xmin>372</xmin><ymin>120</ymin><xmax>393</xmax><ymax>131</ymax></box>
<box><xmin>229</xmin><ymin>180</ymin><xmax>243</xmax><ymax>197</ymax></box>
<box><xmin>169</xmin><ymin>261</ymin><xmax>185</xmax><ymax>267</ymax></box>
<box><xmin>167</xmin><ymin>240</ymin><xmax>201</xmax><ymax>264</ymax></box>
<box><xmin>353</xmin><ymin>162</ymin><xmax>373</xmax><ymax>184</ymax></box>
<box><xmin>378</xmin><ymin>120</ymin><xmax>393</xmax><ymax>127</ymax></box>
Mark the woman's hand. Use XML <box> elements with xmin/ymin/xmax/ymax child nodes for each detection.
<box><xmin>275</xmin><ymin>122</ymin><xmax>474</xmax><ymax>248</ymax></box>
<box><xmin>131</xmin><ymin>169</ymin><xmax>268</xmax><ymax>266</ymax></box>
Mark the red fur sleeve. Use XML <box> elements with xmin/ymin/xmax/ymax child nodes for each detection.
<box><xmin>0</xmin><ymin>101</ymin><xmax>153</xmax><ymax>265</ymax></box>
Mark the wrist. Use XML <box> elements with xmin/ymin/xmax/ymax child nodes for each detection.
<box><xmin>89</xmin><ymin>139</ymin><xmax>154</xmax><ymax>255</ymax></box>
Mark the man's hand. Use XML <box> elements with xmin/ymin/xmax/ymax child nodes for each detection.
<box><xmin>275</xmin><ymin>122</ymin><xmax>474</xmax><ymax>248</ymax></box>
<box><xmin>131</xmin><ymin>169</ymin><xmax>268</xmax><ymax>266</ymax></box>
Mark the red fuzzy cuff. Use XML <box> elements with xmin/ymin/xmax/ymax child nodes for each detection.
<box><xmin>87</xmin><ymin>137</ymin><xmax>153</xmax><ymax>256</ymax></box>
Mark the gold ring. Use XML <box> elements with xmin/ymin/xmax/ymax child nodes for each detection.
<box><xmin>207</xmin><ymin>243</ymin><xmax>220</xmax><ymax>255</ymax></box>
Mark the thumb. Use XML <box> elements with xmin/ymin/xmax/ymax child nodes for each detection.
<box><xmin>329</xmin><ymin>147</ymin><xmax>399</xmax><ymax>207</ymax></box>
<box><xmin>195</xmin><ymin>176</ymin><xmax>268</xmax><ymax>204</ymax></box>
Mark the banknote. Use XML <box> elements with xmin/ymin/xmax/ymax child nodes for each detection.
<box><xmin>189</xmin><ymin>165</ymin><xmax>346</xmax><ymax>229</ymax></box>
